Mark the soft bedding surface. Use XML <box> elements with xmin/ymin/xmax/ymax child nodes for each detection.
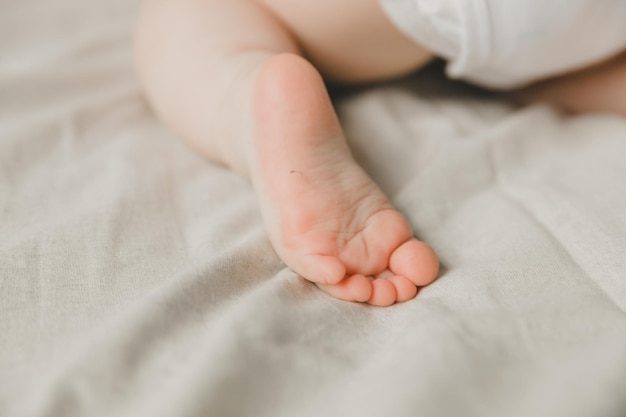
<box><xmin>2</xmin><ymin>1</ymin><xmax>626</xmax><ymax>416</ymax></box>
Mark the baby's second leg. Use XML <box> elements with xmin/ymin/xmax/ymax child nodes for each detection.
<box><xmin>512</xmin><ymin>52</ymin><xmax>626</xmax><ymax>116</ymax></box>
<box><xmin>134</xmin><ymin>0</ymin><xmax>438</xmax><ymax>305</ymax></box>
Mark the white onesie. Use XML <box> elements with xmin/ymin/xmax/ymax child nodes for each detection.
<box><xmin>380</xmin><ymin>0</ymin><xmax>626</xmax><ymax>88</ymax></box>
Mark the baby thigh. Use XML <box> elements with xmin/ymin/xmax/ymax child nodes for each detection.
<box><xmin>256</xmin><ymin>0</ymin><xmax>433</xmax><ymax>83</ymax></box>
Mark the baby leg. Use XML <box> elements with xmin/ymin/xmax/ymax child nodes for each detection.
<box><xmin>134</xmin><ymin>0</ymin><xmax>438</xmax><ymax>305</ymax></box>
<box><xmin>513</xmin><ymin>52</ymin><xmax>626</xmax><ymax>116</ymax></box>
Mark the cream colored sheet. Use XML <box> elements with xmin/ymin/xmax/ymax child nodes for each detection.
<box><xmin>2</xmin><ymin>1</ymin><xmax>626</xmax><ymax>416</ymax></box>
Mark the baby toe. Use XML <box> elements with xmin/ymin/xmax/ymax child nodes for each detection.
<box><xmin>389</xmin><ymin>239</ymin><xmax>439</xmax><ymax>287</ymax></box>
<box><xmin>389</xmin><ymin>275</ymin><xmax>418</xmax><ymax>303</ymax></box>
<box><xmin>294</xmin><ymin>254</ymin><xmax>346</xmax><ymax>285</ymax></box>
<box><xmin>317</xmin><ymin>274</ymin><xmax>372</xmax><ymax>303</ymax></box>
<box><xmin>368</xmin><ymin>279</ymin><xmax>396</xmax><ymax>307</ymax></box>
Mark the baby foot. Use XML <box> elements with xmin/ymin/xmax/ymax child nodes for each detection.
<box><xmin>252</xmin><ymin>54</ymin><xmax>438</xmax><ymax>306</ymax></box>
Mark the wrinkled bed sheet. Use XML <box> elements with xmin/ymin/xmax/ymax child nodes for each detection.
<box><xmin>1</xmin><ymin>1</ymin><xmax>626</xmax><ymax>416</ymax></box>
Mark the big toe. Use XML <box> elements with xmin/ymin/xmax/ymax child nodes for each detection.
<box><xmin>389</xmin><ymin>239</ymin><xmax>439</xmax><ymax>287</ymax></box>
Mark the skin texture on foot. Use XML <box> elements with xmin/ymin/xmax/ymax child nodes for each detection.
<box><xmin>253</xmin><ymin>54</ymin><xmax>439</xmax><ymax>306</ymax></box>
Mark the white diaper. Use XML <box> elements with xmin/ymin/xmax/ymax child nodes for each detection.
<box><xmin>380</xmin><ymin>0</ymin><xmax>626</xmax><ymax>88</ymax></box>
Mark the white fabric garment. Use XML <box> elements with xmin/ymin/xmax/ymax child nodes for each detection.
<box><xmin>380</xmin><ymin>0</ymin><xmax>626</xmax><ymax>88</ymax></box>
